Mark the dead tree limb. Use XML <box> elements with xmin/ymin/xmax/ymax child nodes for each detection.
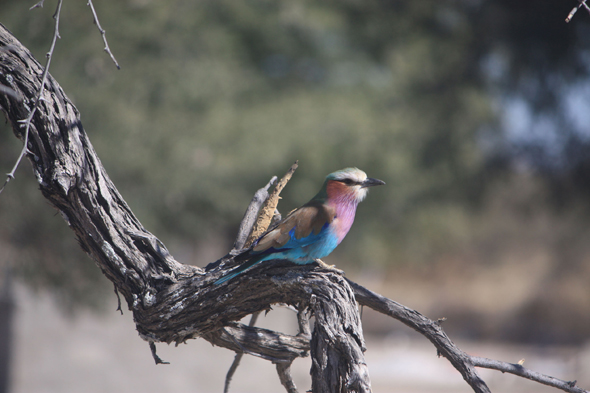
<box><xmin>350</xmin><ymin>282</ymin><xmax>489</xmax><ymax>392</ymax></box>
<box><xmin>231</xmin><ymin>177</ymin><xmax>276</xmax><ymax>254</ymax></box>
<box><xmin>0</xmin><ymin>0</ymin><xmax>62</xmax><ymax>195</ymax></box>
<box><xmin>0</xmin><ymin>22</ymin><xmax>588</xmax><ymax>393</ymax></box>
<box><xmin>566</xmin><ymin>0</ymin><xmax>590</xmax><ymax>22</ymax></box>
<box><xmin>223</xmin><ymin>312</ymin><xmax>260</xmax><ymax>393</ymax></box>
<box><xmin>243</xmin><ymin>161</ymin><xmax>298</xmax><ymax>249</ymax></box>
<box><xmin>86</xmin><ymin>0</ymin><xmax>120</xmax><ymax>69</ymax></box>
<box><xmin>471</xmin><ymin>357</ymin><xmax>586</xmax><ymax>393</ymax></box>
<box><xmin>0</xmin><ymin>22</ymin><xmax>369</xmax><ymax>392</ymax></box>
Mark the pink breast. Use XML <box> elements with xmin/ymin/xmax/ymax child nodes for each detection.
<box><xmin>331</xmin><ymin>201</ymin><xmax>357</xmax><ymax>244</ymax></box>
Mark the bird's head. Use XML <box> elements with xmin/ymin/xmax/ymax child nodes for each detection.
<box><xmin>323</xmin><ymin>168</ymin><xmax>385</xmax><ymax>204</ymax></box>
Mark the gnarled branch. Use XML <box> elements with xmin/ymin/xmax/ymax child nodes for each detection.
<box><xmin>0</xmin><ymin>22</ymin><xmax>588</xmax><ymax>393</ymax></box>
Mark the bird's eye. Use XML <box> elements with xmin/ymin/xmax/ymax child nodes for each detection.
<box><xmin>340</xmin><ymin>178</ymin><xmax>355</xmax><ymax>185</ymax></box>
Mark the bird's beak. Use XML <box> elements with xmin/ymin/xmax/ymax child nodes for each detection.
<box><xmin>361</xmin><ymin>177</ymin><xmax>385</xmax><ymax>188</ymax></box>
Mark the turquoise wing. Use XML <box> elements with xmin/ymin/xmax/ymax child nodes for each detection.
<box><xmin>252</xmin><ymin>201</ymin><xmax>336</xmax><ymax>253</ymax></box>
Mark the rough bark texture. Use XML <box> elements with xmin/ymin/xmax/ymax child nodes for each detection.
<box><xmin>0</xmin><ymin>23</ymin><xmax>370</xmax><ymax>392</ymax></box>
<box><xmin>1</xmin><ymin>22</ymin><xmax>589</xmax><ymax>393</ymax></box>
<box><xmin>310</xmin><ymin>276</ymin><xmax>370</xmax><ymax>393</ymax></box>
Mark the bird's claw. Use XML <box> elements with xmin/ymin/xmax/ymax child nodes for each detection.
<box><xmin>314</xmin><ymin>259</ymin><xmax>344</xmax><ymax>275</ymax></box>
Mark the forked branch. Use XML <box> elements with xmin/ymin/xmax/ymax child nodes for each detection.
<box><xmin>0</xmin><ymin>23</ymin><xmax>588</xmax><ymax>393</ymax></box>
<box><xmin>0</xmin><ymin>0</ymin><xmax>62</xmax><ymax>195</ymax></box>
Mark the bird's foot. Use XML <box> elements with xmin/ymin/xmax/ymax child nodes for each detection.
<box><xmin>314</xmin><ymin>259</ymin><xmax>344</xmax><ymax>275</ymax></box>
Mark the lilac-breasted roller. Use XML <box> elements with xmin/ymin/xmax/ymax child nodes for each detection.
<box><xmin>214</xmin><ymin>168</ymin><xmax>385</xmax><ymax>284</ymax></box>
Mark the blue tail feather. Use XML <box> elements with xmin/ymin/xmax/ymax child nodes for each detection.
<box><xmin>213</xmin><ymin>255</ymin><xmax>264</xmax><ymax>285</ymax></box>
<box><xmin>213</xmin><ymin>269</ymin><xmax>244</xmax><ymax>285</ymax></box>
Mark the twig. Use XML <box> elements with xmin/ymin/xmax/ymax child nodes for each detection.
<box><xmin>223</xmin><ymin>354</ymin><xmax>243</xmax><ymax>393</ymax></box>
<box><xmin>29</xmin><ymin>0</ymin><xmax>45</xmax><ymax>10</ymax></box>
<box><xmin>351</xmin><ymin>280</ymin><xmax>590</xmax><ymax>393</ymax></box>
<box><xmin>472</xmin><ymin>356</ymin><xmax>588</xmax><ymax>393</ymax></box>
<box><xmin>244</xmin><ymin>161</ymin><xmax>298</xmax><ymax>248</ymax></box>
<box><xmin>231</xmin><ymin>176</ymin><xmax>277</xmax><ymax>253</ymax></box>
<box><xmin>273</xmin><ymin>306</ymin><xmax>308</xmax><ymax>393</ymax></box>
<box><xmin>276</xmin><ymin>362</ymin><xmax>298</xmax><ymax>393</ymax></box>
<box><xmin>223</xmin><ymin>312</ymin><xmax>261</xmax><ymax>393</ymax></box>
<box><xmin>149</xmin><ymin>341</ymin><xmax>170</xmax><ymax>365</ymax></box>
<box><xmin>113</xmin><ymin>284</ymin><xmax>123</xmax><ymax>315</ymax></box>
<box><xmin>349</xmin><ymin>280</ymin><xmax>491</xmax><ymax>393</ymax></box>
<box><xmin>0</xmin><ymin>0</ymin><xmax>62</xmax><ymax>195</ymax></box>
<box><xmin>566</xmin><ymin>0</ymin><xmax>590</xmax><ymax>22</ymax></box>
<box><xmin>86</xmin><ymin>0</ymin><xmax>120</xmax><ymax>69</ymax></box>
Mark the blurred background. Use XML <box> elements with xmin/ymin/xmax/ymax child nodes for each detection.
<box><xmin>1</xmin><ymin>0</ymin><xmax>590</xmax><ymax>392</ymax></box>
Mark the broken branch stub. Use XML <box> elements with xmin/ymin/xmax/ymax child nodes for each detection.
<box><xmin>244</xmin><ymin>161</ymin><xmax>298</xmax><ymax>249</ymax></box>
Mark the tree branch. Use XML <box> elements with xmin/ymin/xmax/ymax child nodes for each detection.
<box><xmin>29</xmin><ymin>0</ymin><xmax>45</xmax><ymax>11</ymax></box>
<box><xmin>223</xmin><ymin>312</ymin><xmax>261</xmax><ymax>393</ymax></box>
<box><xmin>86</xmin><ymin>0</ymin><xmax>120</xmax><ymax>69</ymax></box>
<box><xmin>472</xmin><ymin>356</ymin><xmax>587</xmax><ymax>393</ymax></box>
<box><xmin>1</xmin><ymin>22</ymin><xmax>588</xmax><ymax>393</ymax></box>
<box><xmin>0</xmin><ymin>0</ymin><xmax>62</xmax><ymax>195</ymax></box>
<box><xmin>244</xmin><ymin>161</ymin><xmax>298</xmax><ymax>249</ymax></box>
<box><xmin>566</xmin><ymin>0</ymin><xmax>590</xmax><ymax>22</ymax></box>
<box><xmin>149</xmin><ymin>341</ymin><xmax>170</xmax><ymax>365</ymax></box>
<box><xmin>231</xmin><ymin>176</ymin><xmax>277</xmax><ymax>254</ymax></box>
<box><xmin>277</xmin><ymin>362</ymin><xmax>299</xmax><ymax>393</ymax></box>
<box><xmin>349</xmin><ymin>281</ymin><xmax>490</xmax><ymax>392</ymax></box>
<box><xmin>350</xmin><ymin>281</ymin><xmax>588</xmax><ymax>393</ymax></box>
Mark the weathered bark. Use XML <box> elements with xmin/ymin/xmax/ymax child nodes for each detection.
<box><xmin>1</xmin><ymin>22</ymin><xmax>588</xmax><ymax>393</ymax></box>
<box><xmin>310</xmin><ymin>276</ymin><xmax>370</xmax><ymax>393</ymax></box>
<box><xmin>0</xmin><ymin>23</ymin><xmax>370</xmax><ymax>392</ymax></box>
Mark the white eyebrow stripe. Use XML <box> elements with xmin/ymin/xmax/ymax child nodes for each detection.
<box><xmin>331</xmin><ymin>168</ymin><xmax>367</xmax><ymax>183</ymax></box>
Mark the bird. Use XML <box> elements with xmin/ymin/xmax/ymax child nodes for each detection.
<box><xmin>214</xmin><ymin>167</ymin><xmax>385</xmax><ymax>285</ymax></box>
